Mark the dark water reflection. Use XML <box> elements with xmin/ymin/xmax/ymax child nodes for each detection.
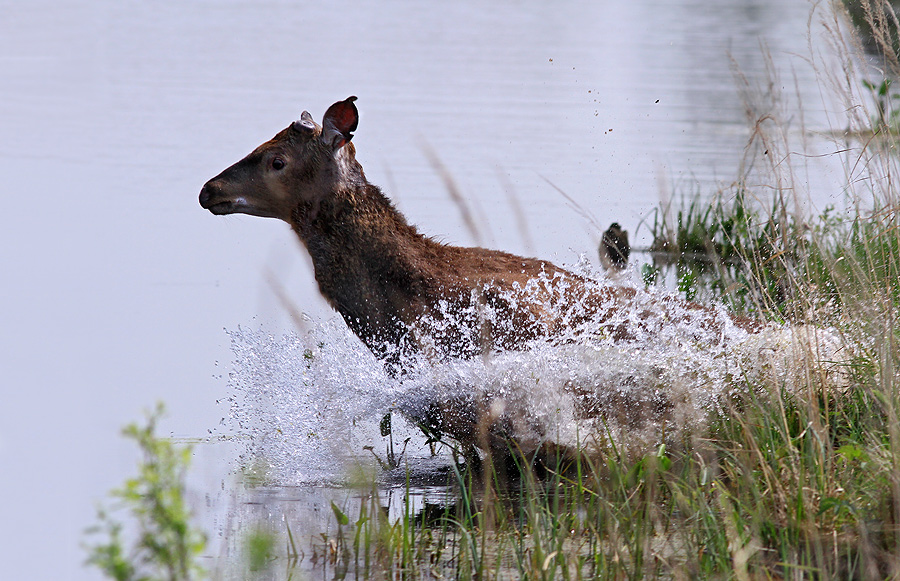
<box><xmin>211</xmin><ymin>461</ymin><xmax>459</xmax><ymax>580</ymax></box>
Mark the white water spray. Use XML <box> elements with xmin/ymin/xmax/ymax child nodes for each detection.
<box><xmin>223</xmin><ymin>273</ymin><xmax>850</xmax><ymax>484</ymax></box>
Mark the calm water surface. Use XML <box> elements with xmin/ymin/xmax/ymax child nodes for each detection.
<box><xmin>0</xmin><ymin>1</ymin><xmax>854</xmax><ymax>578</ymax></box>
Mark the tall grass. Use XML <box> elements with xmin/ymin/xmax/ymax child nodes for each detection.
<box><xmin>300</xmin><ymin>387</ymin><xmax>892</xmax><ymax>578</ymax></box>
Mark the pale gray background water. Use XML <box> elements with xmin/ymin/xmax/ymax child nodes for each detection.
<box><xmin>0</xmin><ymin>1</ymin><xmax>851</xmax><ymax>578</ymax></box>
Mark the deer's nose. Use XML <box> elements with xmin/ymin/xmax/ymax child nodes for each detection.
<box><xmin>199</xmin><ymin>182</ymin><xmax>217</xmax><ymax>209</ymax></box>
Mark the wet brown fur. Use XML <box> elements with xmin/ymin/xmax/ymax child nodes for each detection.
<box><xmin>287</xmin><ymin>179</ymin><xmax>637</xmax><ymax>363</ymax></box>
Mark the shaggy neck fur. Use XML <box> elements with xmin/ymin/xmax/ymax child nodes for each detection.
<box><xmin>290</xmin><ymin>183</ymin><xmax>437</xmax><ymax>357</ymax></box>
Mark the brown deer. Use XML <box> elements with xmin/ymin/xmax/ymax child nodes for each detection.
<box><xmin>200</xmin><ymin>97</ymin><xmax>759</xmax><ymax>458</ymax></box>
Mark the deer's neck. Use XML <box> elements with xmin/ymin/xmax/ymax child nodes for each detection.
<box><xmin>290</xmin><ymin>184</ymin><xmax>433</xmax><ymax>352</ymax></box>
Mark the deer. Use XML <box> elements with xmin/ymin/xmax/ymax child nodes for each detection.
<box><xmin>199</xmin><ymin>96</ymin><xmax>760</xmax><ymax>461</ymax></box>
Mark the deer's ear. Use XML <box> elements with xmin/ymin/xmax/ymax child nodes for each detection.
<box><xmin>322</xmin><ymin>96</ymin><xmax>359</xmax><ymax>150</ymax></box>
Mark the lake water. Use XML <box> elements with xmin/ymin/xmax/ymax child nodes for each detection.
<box><xmin>0</xmin><ymin>1</ymin><xmax>861</xmax><ymax>579</ymax></box>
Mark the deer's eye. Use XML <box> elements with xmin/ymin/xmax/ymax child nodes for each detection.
<box><xmin>272</xmin><ymin>158</ymin><xmax>286</xmax><ymax>171</ymax></box>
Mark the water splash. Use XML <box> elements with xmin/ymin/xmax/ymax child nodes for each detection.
<box><xmin>223</xmin><ymin>274</ymin><xmax>850</xmax><ymax>484</ymax></box>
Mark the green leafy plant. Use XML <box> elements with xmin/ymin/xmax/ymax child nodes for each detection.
<box><xmin>84</xmin><ymin>403</ymin><xmax>207</xmax><ymax>581</ymax></box>
<box><xmin>245</xmin><ymin>529</ymin><xmax>277</xmax><ymax>573</ymax></box>
<box><xmin>862</xmin><ymin>77</ymin><xmax>900</xmax><ymax>131</ymax></box>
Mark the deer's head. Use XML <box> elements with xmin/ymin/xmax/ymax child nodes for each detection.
<box><xmin>199</xmin><ymin>96</ymin><xmax>363</xmax><ymax>223</ymax></box>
